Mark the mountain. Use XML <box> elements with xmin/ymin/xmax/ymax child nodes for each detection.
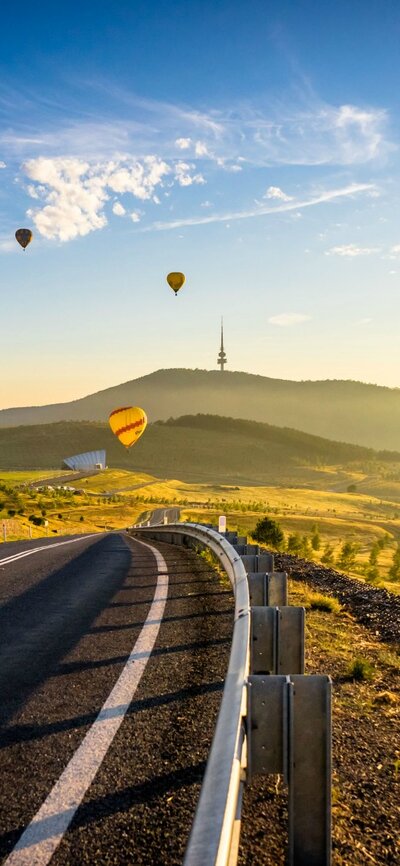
<box><xmin>0</xmin><ymin>414</ymin><xmax>398</xmax><ymax>486</ymax></box>
<box><xmin>1</xmin><ymin>368</ymin><xmax>400</xmax><ymax>450</ymax></box>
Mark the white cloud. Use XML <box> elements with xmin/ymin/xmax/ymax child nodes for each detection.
<box><xmin>325</xmin><ymin>243</ymin><xmax>380</xmax><ymax>257</ymax></box>
<box><xmin>107</xmin><ymin>156</ymin><xmax>170</xmax><ymax>200</ymax></box>
<box><xmin>356</xmin><ymin>317</ymin><xmax>372</xmax><ymax>325</ymax></box>
<box><xmin>23</xmin><ymin>155</ymin><xmax>175</xmax><ymax>240</ymax></box>
<box><xmin>130</xmin><ymin>211</ymin><xmax>141</xmax><ymax>222</ymax></box>
<box><xmin>174</xmin><ymin>161</ymin><xmax>205</xmax><ymax>186</ymax></box>
<box><xmin>265</xmin><ymin>186</ymin><xmax>293</xmax><ymax>202</ymax></box>
<box><xmin>195</xmin><ymin>141</ymin><xmax>209</xmax><ymax>157</ymax></box>
<box><xmin>148</xmin><ymin>182</ymin><xmax>375</xmax><ymax>231</ymax></box>
<box><xmin>0</xmin><ymin>160</ymin><xmax>6</xmax><ymax>168</ymax></box>
<box><xmin>112</xmin><ymin>201</ymin><xmax>125</xmax><ymax>216</ymax></box>
<box><xmin>24</xmin><ymin>157</ymin><xmax>109</xmax><ymax>241</ymax></box>
<box><xmin>175</xmin><ymin>137</ymin><xmax>192</xmax><ymax>149</ymax></box>
<box><xmin>389</xmin><ymin>244</ymin><xmax>400</xmax><ymax>257</ymax></box>
<box><xmin>268</xmin><ymin>313</ymin><xmax>311</xmax><ymax>327</ymax></box>
<box><xmin>201</xmin><ymin>200</ymin><xmax>213</xmax><ymax>208</ymax></box>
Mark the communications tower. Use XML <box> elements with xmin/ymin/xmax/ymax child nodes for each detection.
<box><xmin>217</xmin><ymin>318</ymin><xmax>227</xmax><ymax>371</ymax></box>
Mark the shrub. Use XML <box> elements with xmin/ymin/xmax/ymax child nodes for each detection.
<box><xmin>347</xmin><ymin>483</ymin><xmax>357</xmax><ymax>493</ymax></box>
<box><xmin>252</xmin><ymin>516</ymin><xmax>285</xmax><ymax>550</ymax></box>
<box><xmin>346</xmin><ymin>657</ymin><xmax>374</xmax><ymax>682</ymax></box>
<box><xmin>308</xmin><ymin>593</ymin><xmax>341</xmax><ymax>613</ymax></box>
<box><xmin>7</xmin><ymin>509</ymin><xmax>16</xmax><ymax>517</ymax></box>
<box><xmin>28</xmin><ymin>515</ymin><xmax>45</xmax><ymax>527</ymax></box>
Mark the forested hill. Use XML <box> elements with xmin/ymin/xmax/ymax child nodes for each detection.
<box><xmin>1</xmin><ymin>368</ymin><xmax>400</xmax><ymax>451</ymax></box>
<box><xmin>0</xmin><ymin>414</ymin><xmax>399</xmax><ymax>485</ymax></box>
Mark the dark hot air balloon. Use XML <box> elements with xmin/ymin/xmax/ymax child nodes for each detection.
<box><xmin>15</xmin><ymin>229</ymin><xmax>33</xmax><ymax>250</ymax></box>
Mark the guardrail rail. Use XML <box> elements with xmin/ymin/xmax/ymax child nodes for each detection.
<box><xmin>131</xmin><ymin>521</ymin><xmax>331</xmax><ymax>866</ymax></box>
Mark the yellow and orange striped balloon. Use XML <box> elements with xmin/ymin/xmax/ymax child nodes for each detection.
<box><xmin>109</xmin><ymin>406</ymin><xmax>147</xmax><ymax>449</ymax></box>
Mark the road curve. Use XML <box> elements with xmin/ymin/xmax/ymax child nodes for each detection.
<box><xmin>0</xmin><ymin>532</ymin><xmax>233</xmax><ymax>865</ymax></box>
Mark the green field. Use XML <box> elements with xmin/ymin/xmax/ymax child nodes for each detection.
<box><xmin>1</xmin><ymin>467</ymin><xmax>400</xmax><ymax>595</ymax></box>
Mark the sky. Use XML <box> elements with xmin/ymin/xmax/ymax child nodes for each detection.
<box><xmin>1</xmin><ymin>0</ymin><xmax>400</xmax><ymax>408</ymax></box>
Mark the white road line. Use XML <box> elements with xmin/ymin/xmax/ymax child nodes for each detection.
<box><xmin>4</xmin><ymin>538</ymin><xmax>169</xmax><ymax>866</ymax></box>
<box><xmin>0</xmin><ymin>534</ymin><xmax>100</xmax><ymax>567</ymax></box>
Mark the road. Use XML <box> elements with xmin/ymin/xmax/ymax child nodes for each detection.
<box><xmin>0</xmin><ymin>531</ymin><xmax>233</xmax><ymax>865</ymax></box>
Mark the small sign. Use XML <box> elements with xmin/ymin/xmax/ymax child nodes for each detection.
<box><xmin>218</xmin><ymin>515</ymin><xmax>227</xmax><ymax>534</ymax></box>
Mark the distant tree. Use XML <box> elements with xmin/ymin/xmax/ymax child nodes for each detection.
<box><xmin>311</xmin><ymin>524</ymin><xmax>321</xmax><ymax>551</ymax></box>
<box><xmin>287</xmin><ymin>533</ymin><xmax>303</xmax><ymax>555</ymax></box>
<box><xmin>252</xmin><ymin>516</ymin><xmax>285</xmax><ymax>550</ymax></box>
<box><xmin>321</xmin><ymin>543</ymin><xmax>335</xmax><ymax>566</ymax></box>
<box><xmin>300</xmin><ymin>535</ymin><xmax>314</xmax><ymax>559</ymax></box>
<box><xmin>7</xmin><ymin>509</ymin><xmax>16</xmax><ymax>517</ymax></box>
<box><xmin>338</xmin><ymin>541</ymin><xmax>359</xmax><ymax>571</ymax></box>
<box><xmin>369</xmin><ymin>543</ymin><xmax>380</xmax><ymax>567</ymax></box>
<box><xmin>389</xmin><ymin>544</ymin><xmax>400</xmax><ymax>580</ymax></box>
<box><xmin>347</xmin><ymin>484</ymin><xmax>357</xmax><ymax>493</ymax></box>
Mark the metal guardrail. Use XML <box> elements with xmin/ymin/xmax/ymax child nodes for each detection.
<box><xmin>131</xmin><ymin>522</ymin><xmax>331</xmax><ymax>866</ymax></box>
<box><xmin>133</xmin><ymin>523</ymin><xmax>250</xmax><ymax>866</ymax></box>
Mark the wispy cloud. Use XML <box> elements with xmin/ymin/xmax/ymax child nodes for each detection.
<box><xmin>325</xmin><ymin>243</ymin><xmax>381</xmax><ymax>257</ymax></box>
<box><xmin>0</xmin><ymin>77</ymin><xmax>392</xmax><ymax>169</ymax></box>
<box><xmin>146</xmin><ymin>183</ymin><xmax>375</xmax><ymax>231</ymax></box>
<box><xmin>268</xmin><ymin>313</ymin><xmax>311</xmax><ymax>326</ymax></box>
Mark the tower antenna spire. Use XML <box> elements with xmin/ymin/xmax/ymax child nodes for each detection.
<box><xmin>217</xmin><ymin>317</ymin><xmax>227</xmax><ymax>372</ymax></box>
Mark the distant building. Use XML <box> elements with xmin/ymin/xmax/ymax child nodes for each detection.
<box><xmin>62</xmin><ymin>450</ymin><xmax>106</xmax><ymax>471</ymax></box>
<box><xmin>217</xmin><ymin>318</ymin><xmax>227</xmax><ymax>371</ymax></box>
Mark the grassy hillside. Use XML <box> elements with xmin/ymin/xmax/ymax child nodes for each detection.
<box><xmin>1</xmin><ymin>368</ymin><xmax>400</xmax><ymax>450</ymax></box>
<box><xmin>1</xmin><ymin>413</ymin><xmax>400</xmax><ymax>488</ymax></box>
<box><xmin>1</xmin><ymin>466</ymin><xmax>400</xmax><ymax>594</ymax></box>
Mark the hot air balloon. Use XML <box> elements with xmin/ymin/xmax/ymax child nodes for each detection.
<box><xmin>109</xmin><ymin>407</ymin><xmax>147</xmax><ymax>449</ymax></box>
<box><xmin>15</xmin><ymin>229</ymin><xmax>33</xmax><ymax>250</ymax></box>
<box><xmin>167</xmin><ymin>272</ymin><xmax>185</xmax><ymax>296</ymax></box>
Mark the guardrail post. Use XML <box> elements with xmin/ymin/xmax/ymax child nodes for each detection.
<box><xmin>248</xmin><ymin>572</ymin><xmax>288</xmax><ymax>607</ymax></box>
<box><xmin>251</xmin><ymin>607</ymin><xmax>305</xmax><ymax>675</ymax></box>
<box><xmin>288</xmin><ymin>675</ymin><xmax>332</xmax><ymax>866</ymax></box>
<box><xmin>241</xmin><ymin>553</ymin><xmax>274</xmax><ymax>574</ymax></box>
<box><xmin>247</xmin><ymin>674</ymin><xmax>332</xmax><ymax>866</ymax></box>
<box><xmin>277</xmin><ymin>607</ymin><xmax>305</xmax><ymax>675</ymax></box>
<box><xmin>267</xmin><ymin>571</ymin><xmax>288</xmax><ymax>606</ymax></box>
<box><xmin>248</xmin><ymin>573</ymin><xmax>266</xmax><ymax>606</ymax></box>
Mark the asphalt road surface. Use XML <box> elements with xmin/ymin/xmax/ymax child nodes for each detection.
<box><xmin>0</xmin><ymin>531</ymin><xmax>233</xmax><ymax>865</ymax></box>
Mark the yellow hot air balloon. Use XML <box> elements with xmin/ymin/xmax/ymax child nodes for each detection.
<box><xmin>167</xmin><ymin>272</ymin><xmax>185</xmax><ymax>296</ymax></box>
<box><xmin>15</xmin><ymin>228</ymin><xmax>33</xmax><ymax>250</ymax></box>
<box><xmin>109</xmin><ymin>406</ymin><xmax>147</xmax><ymax>449</ymax></box>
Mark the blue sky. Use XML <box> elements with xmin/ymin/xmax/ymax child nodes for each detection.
<box><xmin>1</xmin><ymin>0</ymin><xmax>400</xmax><ymax>408</ymax></box>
